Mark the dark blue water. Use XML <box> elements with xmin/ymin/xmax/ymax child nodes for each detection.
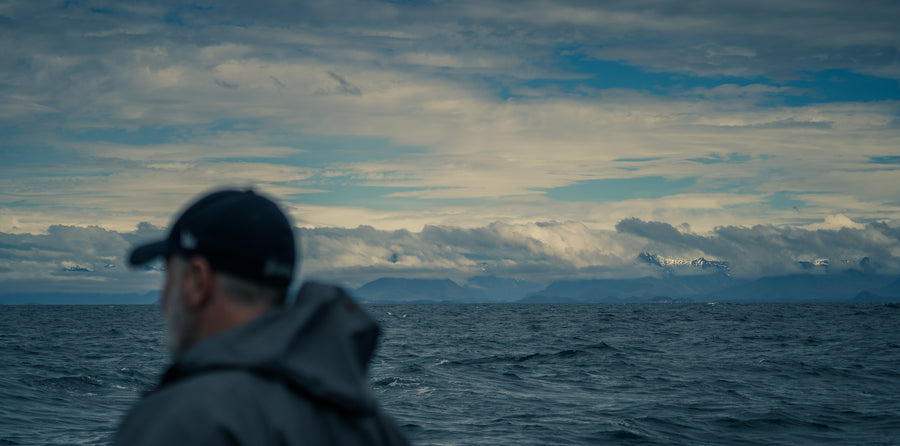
<box><xmin>1</xmin><ymin>303</ymin><xmax>899</xmax><ymax>445</ymax></box>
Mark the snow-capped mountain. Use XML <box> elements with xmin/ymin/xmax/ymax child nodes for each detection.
<box><xmin>637</xmin><ymin>252</ymin><xmax>730</xmax><ymax>272</ymax></box>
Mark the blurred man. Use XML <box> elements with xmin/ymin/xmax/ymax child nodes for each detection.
<box><xmin>115</xmin><ymin>189</ymin><xmax>408</xmax><ymax>445</ymax></box>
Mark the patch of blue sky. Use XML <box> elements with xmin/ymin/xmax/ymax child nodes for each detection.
<box><xmin>163</xmin><ymin>3</ymin><xmax>222</xmax><ymax>28</ymax></box>
<box><xmin>870</xmin><ymin>156</ymin><xmax>900</xmax><ymax>165</ymax></box>
<box><xmin>783</xmin><ymin>69</ymin><xmax>900</xmax><ymax>106</ymax></box>
<box><xmin>540</xmin><ymin>176</ymin><xmax>696</xmax><ymax>203</ymax></box>
<box><xmin>0</xmin><ymin>121</ymin><xmax>24</xmax><ymax>138</ymax></box>
<box><xmin>163</xmin><ymin>10</ymin><xmax>184</xmax><ymax>25</ymax></box>
<box><xmin>57</xmin><ymin>118</ymin><xmax>285</xmax><ymax>147</ymax></box>
<box><xmin>508</xmin><ymin>51</ymin><xmax>771</xmax><ymax>98</ymax></box>
<box><xmin>1</xmin><ymin>144</ymin><xmax>80</xmax><ymax>168</ymax></box>
<box><xmin>265</xmin><ymin>134</ymin><xmax>429</xmax><ymax>169</ymax></box>
<box><xmin>483</xmin><ymin>77</ymin><xmax>515</xmax><ymax>101</ymax></box>
<box><xmin>506</xmin><ymin>48</ymin><xmax>900</xmax><ymax>106</ymax></box>
<box><xmin>61</xmin><ymin>124</ymin><xmax>195</xmax><ymax>146</ymax></box>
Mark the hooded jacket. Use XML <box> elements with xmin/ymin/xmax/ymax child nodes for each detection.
<box><xmin>113</xmin><ymin>282</ymin><xmax>409</xmax><ymax>445</ymax></box>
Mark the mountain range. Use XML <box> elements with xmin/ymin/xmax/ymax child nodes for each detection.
<box><xmin>2</xmin><ymin>272</ymin><xmax>899</xmax><ymax>305</ymax></box>
<box><xmin>351</xmin><ymin>271</ymin><xmax>900</xmax><ymax>304</ymax></box>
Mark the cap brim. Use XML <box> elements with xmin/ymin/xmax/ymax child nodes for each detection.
<box><xmin>128</xmin><ymin>240</ymin><xmax>169</xmax><ymax>267</ymax></box>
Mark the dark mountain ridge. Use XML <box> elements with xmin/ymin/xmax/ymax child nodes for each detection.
<box><xmin>353</xmin><ymin>277</ymin><xmax>480</xmax><ymax>303</ymax></box>
<box><xmin>3</xmin><ymin>273</ymin><xmax>898</xmax><ymax>304</ymax></box>
<box><xmin>522</xmin><ymin>271</ymin><xmax>898</xmax><ymax>303</ymax></box>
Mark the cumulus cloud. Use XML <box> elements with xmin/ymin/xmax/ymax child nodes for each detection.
<box><xmin>0</xmin><ymin>219</ymin><xmax>651</xmax><ymax>293</ymax></box>
<box><xmin>299</xmin><ymin>221</ymin><xmax>646</xmax><ymax>286</ymax></box>
<box><xmin>615</xmin><ymin>217</ymin><xmax>900</xmax><ymax>277</ymax></box>
<box><xmin>0</xmin><ymin>223</ymin><xmax>165</xmax><ymax>293</ymax></box>
<box><xmin>3</xmin><ymin>214</ymin><xmax>900</xmax><ymax>294</ymax></box>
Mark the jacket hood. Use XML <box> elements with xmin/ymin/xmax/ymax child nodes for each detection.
<box><xmin>159</xmin><ymin>282</ymin><xmax>381</xmax><ymax>414</ymax></box>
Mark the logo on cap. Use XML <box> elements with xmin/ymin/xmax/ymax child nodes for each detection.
<box><xmin>263</xmin><ymin>258</ymin><xmax>293</xmax><ymax>279</ymax></box>
<box><xmin>180</xmin><ymin>231</ymin><xmax>198</xmax><ymax>250</ymax></box>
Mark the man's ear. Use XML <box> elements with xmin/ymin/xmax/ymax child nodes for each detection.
<box><xmin>184</xmin><ymin>256</ymin><xmax>214</xmax><ymax>309</ymax></box>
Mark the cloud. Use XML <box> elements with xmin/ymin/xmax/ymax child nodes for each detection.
<box><xmin>802</xmin><ymin>214</ymin><xmax>866</xmax><ymax>231</ymax></box>
<box><xmin>300</xmin><ymin>220</ymin><xmax>645</xmax><ymax>286</ymax></box>
<box><xmin>1</xmin><ymin>0</ymin><xmax>899</xmax><ymax>292</ymax></box>
<box><xmin>616</xmin><ymin>217</ymin><xmax>900</xmax><ymax>277</ymax></box>
<box><xmin>575</xmin><ymin>2</ymin><xmax>900</xmax><ymax>80</ymax></box>
<box><xmin>680</xmin><ymin>84</ymin><xmax>793</xmax><ymax>100</ymax></box>
<box><xmin>0</xmin><ymin>223</ymin><xmax>165</xmax><ymax>293</ymax></box>
<box><xmin>688</xmin><ymin>153</ymin><xmax>752</xmax><ymax>164</ymax></box>
<box><xmin>0</xmin><ymin>155</ymin><xmax>318</xmax><ymax>234</ymax></box>
<box><xmin>3</xmin><ymin>213</ymin><xmax>900</xmax><ymax>294</ymax></box>
<box><xmin>0</xmin><ymin>219</ymin><xmax>649</xmax><ymax>292</ymax></box>
<box><xmin>323</xmin><ymin>71</ymin><xmax>362</xmax><ymax>96</ymax></box>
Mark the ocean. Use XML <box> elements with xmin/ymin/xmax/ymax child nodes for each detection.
<box><xmin>1</xmin><ymin>302</ymin><xmax>899</xmax><ymax>445</ymax></box>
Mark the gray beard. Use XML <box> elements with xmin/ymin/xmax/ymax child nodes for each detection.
<box><xmin>163</xmin><ymin>290</ymin><xmax>195</xmax><ymax>356</ymax></box>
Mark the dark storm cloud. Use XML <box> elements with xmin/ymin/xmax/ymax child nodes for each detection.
<box><xmin>615</xmin><ymin>218</ymin><xmax>699</xmax><ymax>250</ymax></box>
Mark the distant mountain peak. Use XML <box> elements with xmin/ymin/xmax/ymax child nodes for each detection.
<box><xmin>799</xmin><ymin>258</ymin><xmax>830</xmax><ymax>269</ymax></box>
<box><xmin>637</xmin><ymin>252</ymin><xmax>730</xmax><ymax>273</ymax></box>
<box><xmin>797</xmin><ymin>257</ymin><xmax>878</xmax><ymax>272</ymax></box>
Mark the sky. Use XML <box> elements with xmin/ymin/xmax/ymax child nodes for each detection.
<box><xmin>2</xmin><ymin>0</ymin><xmax>900</xmax><ymax>294</ymax></box>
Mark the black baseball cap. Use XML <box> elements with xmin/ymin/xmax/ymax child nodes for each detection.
<box><xmin>129</xmin><ymin>189</ymin><xmax>296</xmax><ymax>288</ymax></box>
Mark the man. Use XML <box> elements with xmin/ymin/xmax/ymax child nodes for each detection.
<box><xmin>115</xmin><ymin>189</ymin><xmax>408</xmax><ymax>445</ymax></box>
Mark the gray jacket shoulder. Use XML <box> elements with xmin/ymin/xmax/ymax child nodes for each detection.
<box><xmin>114</xmin><ymin>369</ymin><xmax>408</xmax><ymax>446</ymax></box>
